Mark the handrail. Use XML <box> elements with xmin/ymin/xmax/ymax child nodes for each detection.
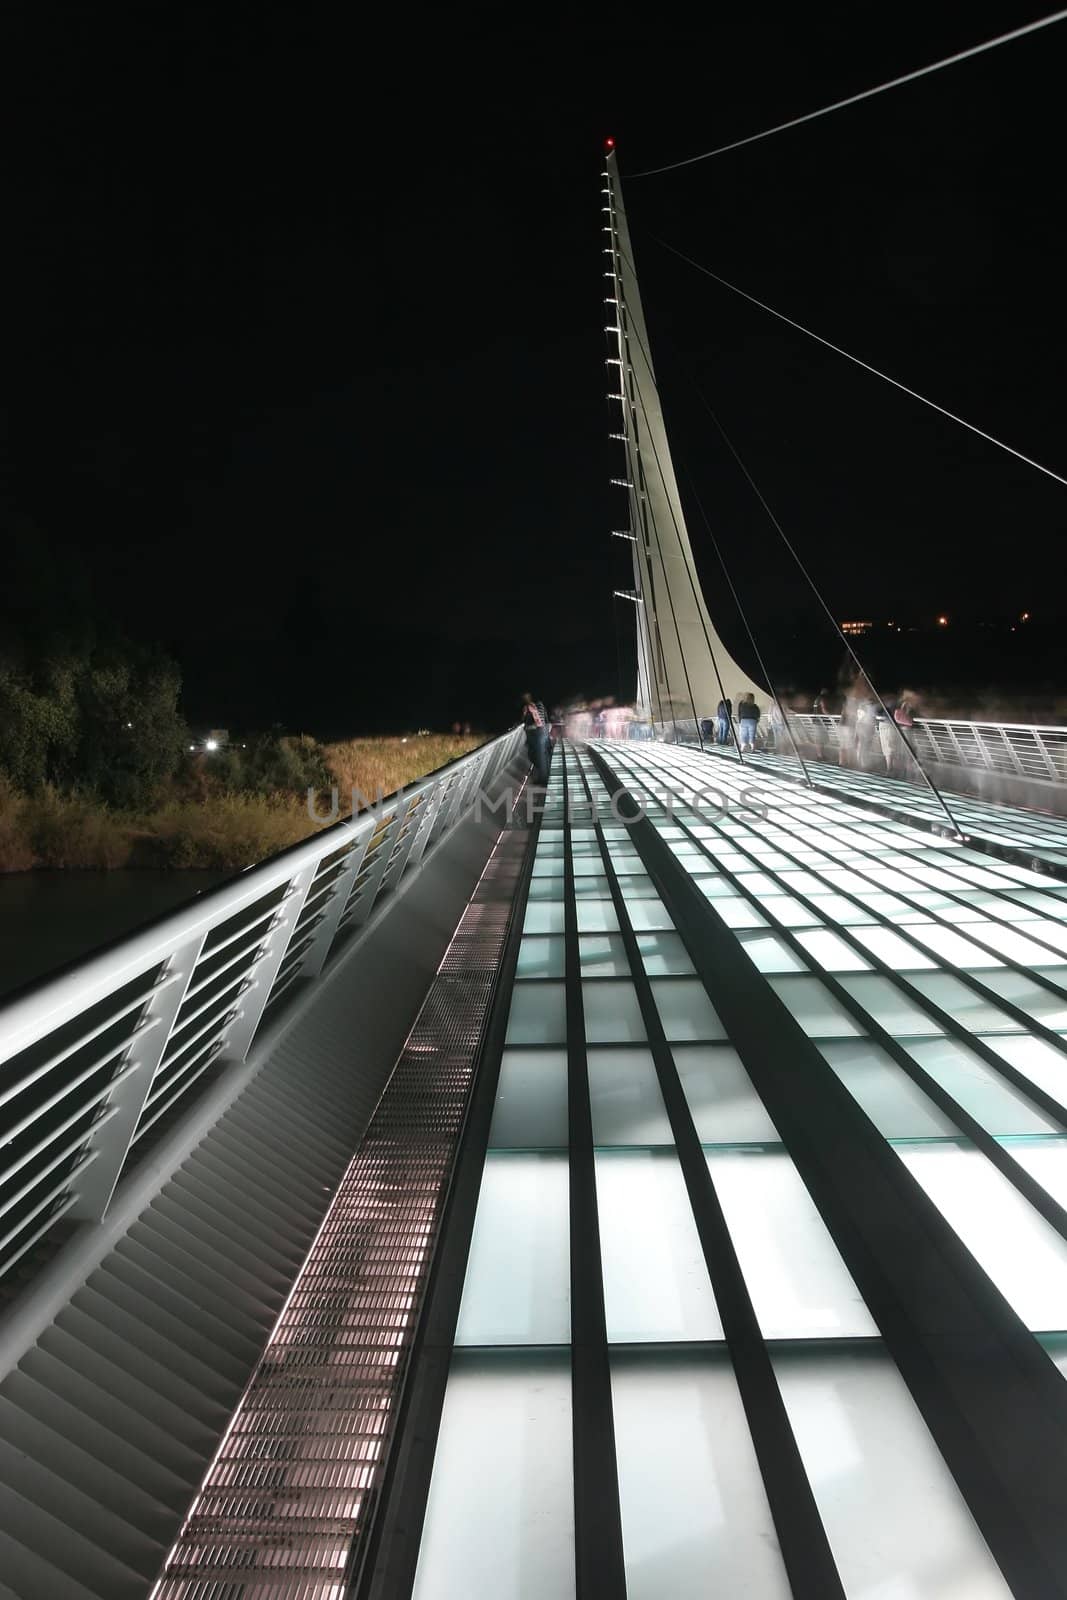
<box><xmin>655</xmin><ymin>712</ymin><xmax>1067</xmax><ymax>785</ymax></box>
<box><xmin>0</xmin><ymin>727</ymin><xmax>525</xmax><ymax>1280</ymax></box>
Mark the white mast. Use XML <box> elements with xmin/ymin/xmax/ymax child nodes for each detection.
<box><xmin>602</xmin><ymin>139</ymin><xmax>763</xmax><ymax>728</ymax></box>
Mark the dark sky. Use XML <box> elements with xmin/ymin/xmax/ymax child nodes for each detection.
<box><xmin>5</xmin><ymin>5</ymin><xmax>1065</xmax><ymax>731</ymax></box>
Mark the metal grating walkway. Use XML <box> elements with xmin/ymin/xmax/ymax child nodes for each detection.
<box><xmin>155</xmin><ymin>809</ymin><xmax>532</xmax><ymax>1598</ymax></box>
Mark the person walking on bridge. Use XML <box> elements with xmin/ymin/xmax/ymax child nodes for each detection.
<box><xmin>716</xmin><ymin>696</ymin><xmax>733</xmax><ymax>746</ymax></box>
<box><xmin>522</xmin><ymin>692</ymin><xmax>552</xmax><ymax>787</ymax></box>
<box><xmin>737</xmin><ymin>693</ymin><xmax>760</xmax><ymax>752</ymax></box>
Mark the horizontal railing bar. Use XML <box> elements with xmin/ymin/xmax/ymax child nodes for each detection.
<box><xmin>201</xmin><ymin>906</ymin><xmax>282</xmax><ymax>960</ymax></box>
<box><xmin>0</xmin><ymin>1103</ymin><xmax>119</xmax><ymax>1193</ymax></box>
<box><xmin>183</xmin><ymin>937</ymin><xmax>267</xmax><ymax>1003</ymax></box>
<box><xmin>130</xmin><ymin>1055</ymin><xmax>223</xmax><ymax>1147</ymax></box>
<box><xmin>0</xmin><ymin>1193</ymin><xmax>78</xmax><ymax>1281</ymax></box>
<box><xmin>132</xmin><ymin>1042</ymin><xmax>227</xmax><ymax>1144</ymax></box>
<box><xmin>0</xmin><ymin>1014</ymin><xmax>159</xmax><ymax>1123</ymax></box>
<box><xmin>0</xmin><ymin>1161</ymin><xmax>96</xmax><ymax>1259</ymax></box>
<box><xmin>0</xmin><ymin>981</ymin><xmax>170</xmax><ymax>1107</ymax></box>
<box><xmin>168</xmin><ymin>972</ymin><xmax>252</xmax><ymax>1040</ymax></box>
<box><xmin>3</xmin><ymin>1052</ymin><xmax>138</xmax><ymax>1150</ymax></box>
<box><xmin>0</xmin><ymin>1136</ymin><xmax>102</xmax><ymax>1225</ymax></box>
<box><xmin>159</xmin><ymin>1005</ymin><xmax>240</xmax><ymax>1074</ymax></box>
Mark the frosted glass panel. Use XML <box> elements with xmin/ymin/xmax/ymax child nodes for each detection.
<box><xmin>976</xmin><ymin>971</ymin><xmax>1067</xmax><ymax>1031</ymax></box>
<box><xmin>524</xmin><ymin>902</ymin><xmax>565</xmax><ymax>934</ymax></box>
<box><xmin>768</xmin><ymin>977</ymin><xmax>865</xmax><ymax>1038</ymax></box>
<box><xmin>773</xmin><ymin>1348</ymin><xmax>1012</xmax><ymax>1599</ymax></box>
<box><xmin>490</xmin><ymin>1051</ymin><xmax>569</xmax><ymax>1148</ymax></box>
<box><xmin>505</xmin><ymin>982</ymin><xmax>566</xmax><ymax>1044</ymax></box>
<box><xmin>627</xmin><ymin>898</ymin><xmax>676</xmax><ymax>932</ymax></box>
<box><xmin>906</xmin><ymin>1038</ymin><xmax>1062</xmax><ymax>1136</ymax></box>
<box><xmin>708</xmin><ymin>896</ymin><xmax>768</xmax><ymax>930</ymax></box>
<box><xmin>584</xmin><ymin>981</ymin><xmax>647</xmax><ymax>1043</ymax></box>
<box><xmin>804</xmin><ymin>893</ymin><xmax>877</xmax><ymax>926</ymax></box>
<box><xmin>611</xmin><ymin>1353</ymin><xmax>791</xmax><ymax>1600</ymax></box>
<box><xmin>673</xmin><ymin>1046</ymin><xmax>778</xmax><ymax>1143</ymax></box>
<box><xmin>588</xmin><ymin>1049</ymin><xmax>673</xmax><ymax>1146</ymax></box>
<box><xmin>1007</xmin><ymin>1141</ymin><xmax>1067</xmax><ymax>1214</ymax></box>
<box><xmin>848</xmin><ymin>926</ymin><xmax>937</xmax><ymax>969</ymax></box>
<box><xmin>516</xmin><ymin>936</ymin><xmax>564</xmax><ymax>978</ymax></box>
<box><xmin>413</xmin><ymin>1351</ymin><xmax>575</xmax><ymax>1600</ymax></box>
<box><xmin>897</xmin><ymin>1144</ymin><xmax>1067</xmax><ymax>1331</ymax></box>
<box><xmin>456</xmin><ymin>1154</ymin><xmax>569</xmax><ymax>1344</ymax></box>
<box><xmin>595</xmin><ymin>1150</ymin><xmax>723</xmax><ymax>1341</ymax></box>
<box><xmin>793</xmin><ymin>929</ymin><xmax>871</xmax><ymax>972</ymax></box>
<box><xmin>834</xmin><ymin>975</ymin><xmax>941</xmax><ymax>1036</ymax></box>
<box><xmin>650</xmin><ymin>979</ymin><xmax>726</xmax><ymax>1041</ymax></box>
<box><xmin>905</xmin><ymin>973</ymin><xmax>1023</xmax><ymax>1033</ymax></box>
<box><xmin>738</xmin><ymin>933</ymin><xmax>807</xmax><ymax>974</ymax></box>
<box><xmin>616</xmin><ymin>873</ymin><xmax>657</xmax><ymax>898</ymax></box>
<box><xmin>576</xmin><ymin>899</ymin><xmax>620</xmax><ymax>933</ymax></box>
<box><xmin>758</xmin><ymin>895</ymin><xmax>822</xmax><ymax>928</ymax></box>
<box><xmin>981</xmin><ymin>1035</ymin><xmax>1067</xmax><ymax>1114</ymax></box>
<box><xmin>635</xmin><ymin>931</ymin><xmax>695</xmax><ymax>975</ymax></box>
<box><xmin>905</xmin><ymin>925</ymin><xmax>1003</xmax><ymax>967</ymax></box>
<box><xmin>818</xmin><ymin>1040</ymin><xmax>959</xmax><ymax>1139</ymax></box>
<box><xmin>969</xmin><ymin>923</ymin><xmax>1064</xmax><ymax>966</ymax></box>
<box><xmin>579</xmin><ymin>934</ymin><xmax>629</xmax><ymax>976</ymax></box>
<box><xmin>708</xmin><ymin>1151</ymin><xmax>877</xmax><ymax>1337</ymax></box>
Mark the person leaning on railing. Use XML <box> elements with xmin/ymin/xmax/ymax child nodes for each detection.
<box><xmin>521</xmin><ymin>692</ymin><xmax>552</xmax><ymax>787</ymax></box>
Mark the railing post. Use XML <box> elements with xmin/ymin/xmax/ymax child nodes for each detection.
<box><xmin>380</xmin><ymin>792</ymin><xmax>432</xmax><ymax>896</ymax></box>
<box><xmin>1030</xmin><ymin>729</ymin><xmax>1058</xmax><ymax>782</ymax></box>
<box><xmin>216</xmin><ymin>865</ymin><xmax>318</xmax><ymax>1062</ymax></box>
<box><xmin>297</xmin><ymin>826</ymin><xmax>375</xmax><ymax>981</ymax></box>
<box><xmin>344</xmin><ymin>809</ymin><xmax>407</xmax><ymax>934</ymax></box>
<box><xmin>69</xmin><ymin>932</ymin><xmax>207</xmax><ymax>1223</ymax></box>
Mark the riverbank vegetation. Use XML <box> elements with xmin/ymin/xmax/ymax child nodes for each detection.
<box><xmin>0</xmin><ymin>630</ymin><xmax>481</xmax><ymax>871</ymax></box>
<box><xmin>0</xmin><ymin>732</ymin><xmax>482</xmax><ymax>873</ymax></box>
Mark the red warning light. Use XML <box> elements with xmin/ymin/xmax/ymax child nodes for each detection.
<box><xmin>605</xmin><ymin>136</ymin><xmax>615</xmax><ymax>150</ymax></box>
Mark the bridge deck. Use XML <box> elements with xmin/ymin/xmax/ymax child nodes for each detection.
<box><xmin>722</xmin><ymin>745</ymin><xmax>1067</xmax><ymax>874</ymax></box>
<box><xmin>387</xmin><ymin>740</ymin><xmax>1067</xmax><ymax>1598</ymax></box>
<box><xmin>6</xmin><ymin>737</ymin><xmax>1067</xmax><ymax>1595</ymax></box>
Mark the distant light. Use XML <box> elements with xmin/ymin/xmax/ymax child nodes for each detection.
<box><xmin>125</xmin><ymin>721</ymin><xmax>133</xmax><ymax>729</ymax></box>
<box><xmin>401</xmin><ymin>737</ymin><xmax>408</xmax><ymax>744</ymax></box>
<box><xmin>937</xmin><ymin>615</ymin><xmax>948</xmax><ymax>626</ymax></box>
<box><xmin>605</xmin><ymin>137</ymin><xmax>615</xmax><ymax>149</ymax></box>
<box><xmin>189</xmin><ymin>744</ymin><xmax>195</xmax><ymax>751</ymax></box>
<box><xmin>206</xmin><ymin>738</ymin><xmax>219</xmax><ymax>751</ymax></box>
<box><xmin>1020</xmin><ymin>611</ymin><xmax>1031</xmax><ymax>621</ymax></box>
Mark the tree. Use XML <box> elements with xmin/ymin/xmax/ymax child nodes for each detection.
<box><xmin>76</xmin><ymin>643</ymin><xmax>188</xmax><ymax>806</ymax></box>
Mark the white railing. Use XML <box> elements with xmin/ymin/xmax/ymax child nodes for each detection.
<box><xmin>655</xmin><ymin>712</ymin><xmax>1067</xmax><ymax>785</ymax></box>
<box><xmin>0</xmin><ymin>728</ymin><xmax>524</xmax><ymax>1282</ymax></box>
<box><xmin>783</xmin><ymin>714</ymin><xmax>1067</xmax><ymax>784</ymax></box>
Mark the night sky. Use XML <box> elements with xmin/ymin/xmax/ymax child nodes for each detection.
<box><xmin>5</xmin><ymin>5</ymin><xmax>1065</xmax><ymax>733</ymax></box>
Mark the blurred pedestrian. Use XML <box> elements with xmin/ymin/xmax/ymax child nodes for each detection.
<box><xmin>875</xmin><ymin>699</ymin><xmax>896</xmax><ymax>772</ymax></box>
<box><xmin>521</xmin><ymin>692</ymin><xmax>551</xmax><ymax>786</ymax></box>
<box><xmin>737</xmin><ymin>693</ymin><xmax>760</xmax><ymax>752</ymax></box>
<box><xmin>716</xmin><ymin>696</ymin><xmax>733</xmax><ymax>745</ymax></box>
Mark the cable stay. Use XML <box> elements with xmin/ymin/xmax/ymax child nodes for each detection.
<box><xmin>652</xmin><ymin>236</ymin><xmax>1067</xmax><ymax>492</ymax></box>
<box><xmin>693</xmin><ymin>389</ymin><xmax>967</xmax><ymax>840</ymax></box>
<box><xmin>627</xmin><ymin>11</ymin><xmax>1067</xmax><ymax>176</ymax></box>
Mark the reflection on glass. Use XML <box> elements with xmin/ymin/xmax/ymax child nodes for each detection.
<box><xmin>413</xmin><ymin>1350</ymin><xmax>575</xmax><ymax>1600</ymax></box>
<box><xmin>611</xmin><ymin>1351</ymin><xmax>791</xmax><ymax>1600</ymax></box>
<box><xmin>773</xmin><ymin>1348</ymin><xmax>1011</xmax><ymax>1598</ymax></box>
<box><xmin>595</xmin><ymin>1150</ymin><xmax>723</xmax><ymax>1342</ymax></box>
<box><xmin>456</xmin><ymin>1153</ymin><xmax>569</xmax><ymax>1345</ymax></box>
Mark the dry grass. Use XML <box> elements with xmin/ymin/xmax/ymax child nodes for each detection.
<box><xmin>324</xmin><ymin>734</ymin><xmax>482</xmax><ymax>809</ymax></box>
<box><xmin>147</xmin><ymin>793</ymin><xmax>317</xmax><ymax>869</ymax></box>
<box><xmin>0</xmin><ymin>732</ymin><xmax>486</xmax><ymax>872</ymax></box>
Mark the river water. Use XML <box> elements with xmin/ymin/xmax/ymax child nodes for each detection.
<box><xmin>0</xmin><ymin>870</ymin><xmax>228</xmax><ymax>1000</ymax></box>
